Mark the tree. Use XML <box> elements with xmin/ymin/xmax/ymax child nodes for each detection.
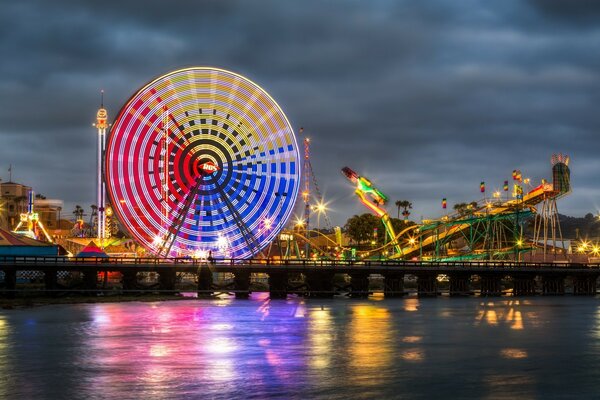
<box><xmin>453</xmin><ymin>201</ymin><xmax>478</xmax><ymax>216</ymax></box>
<box><xmin>389</xmin><ymin>218</ymin><xmax>417</xmax><ymax>243</ymax></box>
<box><xmin>344</xmin><ymin>213</ymin><xmax>380</xmax><ymax>244</ymax></box>
<box><xmin>73</xmin><ymin>205</ymin><xmax>84</xmax><ymax>221</ymax></box>
<box><xmin>395</xmin><ymin>200</ymin><xmax>413</xmax><ymax>220</ymax></box>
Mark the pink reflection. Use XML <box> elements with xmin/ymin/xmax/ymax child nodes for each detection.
<box><xmin>80</xmin><ymin>297</ymin><xmax>308</xmax><ymax>398</ymax></box>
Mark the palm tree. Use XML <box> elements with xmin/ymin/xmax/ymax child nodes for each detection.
<box><xmin>395</xmin><ymin>200</ymin><xmax>413</xmax><ymax>220</ymax></box>
<box><xmin>72</xmin><ymin>205</ymin><xmax>84</xmax><ymax>221</ymax></box>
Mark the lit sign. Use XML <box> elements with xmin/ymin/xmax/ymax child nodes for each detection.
<box><xmin>200</xmin><ymin>161</ymin><xmax>219</xmax><ymax>174</ymax></box>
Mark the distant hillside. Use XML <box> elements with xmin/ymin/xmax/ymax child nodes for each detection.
<box><xmin>559</xmin><ymin>213</ymin><xmax>600</xmax><ymax>239</ymax></box>
<box><xmin>522</xmin><ymin>213</ymin><xmax>599</xmax><ymax>240</ymax></box>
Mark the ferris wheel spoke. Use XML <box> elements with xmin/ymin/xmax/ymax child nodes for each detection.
<box><xmin>167</xmin><ymin>113</ymin><xmax>194</xmax><ymax>150</ymax></box>
<box><xmin>214</xmin><ymin>187</ymin><xmax>264</xmax><ymax>258</ymax></box>
<box><xmin>107</xmin><ymin>67</ymin><xmax>300</xmax><ymax>259</ymax></box>
<box><xmin>158</xmin><ymin>177</ymin><xmax>203</xmax><ymax>257</ymax></box>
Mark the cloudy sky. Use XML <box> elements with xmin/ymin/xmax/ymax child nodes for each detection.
<box><xmin>1</xmin><ymin>0</ymin><xmax>599</xmax><ymax>226</ymax></box>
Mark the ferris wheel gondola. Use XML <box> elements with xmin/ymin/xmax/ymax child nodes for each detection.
<box><xmin>105</xmin><ymin>67</ymin><xmax>300</xmax><ymax>259</ymax></box>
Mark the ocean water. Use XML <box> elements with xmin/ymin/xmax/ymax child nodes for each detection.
<box><xmin>1</xmin><ymin>295</ymin><xmax>600</xmax><ymax>399</ymax></box>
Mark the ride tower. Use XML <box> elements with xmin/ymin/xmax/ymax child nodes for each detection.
<box><xmin>94</xmin><ymin>91</ymin><xmax>109</xmax><ymax>244</ymax></box>
<box><xmin>532</xmin><ymin>154</ymin><xmax>570</xmax><ymax>261</ymax></box>
<box><xmin>13</xmin><ymin>190</ymin><xmax>53</xmax><ymax>242</ymax></box>
<box><xmin>302</xmin><ymin>130</ymin><xmax>311</xmax><ymax>256</ymax></box>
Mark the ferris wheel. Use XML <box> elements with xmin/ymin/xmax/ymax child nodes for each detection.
<box><xmin>105</xmin><ymin>67</ymin><xmax>300</xmax><ymax>259</ymax></box>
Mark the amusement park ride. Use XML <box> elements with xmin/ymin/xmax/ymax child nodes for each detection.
<box><xmin>336</xmin><ymin>154</ymin><xmax>571</xmax><ymax>262</ymax></box>
<box><xmin>341</xmin><ymin>166</ymin><xmax>402</xmax><ymax>256</ymax></box>
<box><xmin>105</xmin><ymin>67</ymin><xmax>300</xmax><ymax>259</ymax></box>
<box><xmin>97</xmin><ymin>67</ymin><xmax>573</xmax><ymax>262</ymax></box>
<box><xmin>11</xmin><ymin>66</ymin><xmax>573</xmax><ymax>263</ymax></box>
<box><xmin>12</xmin><ymin>190</ymin><xmax>53</xmax><ymax>242</ymax></box>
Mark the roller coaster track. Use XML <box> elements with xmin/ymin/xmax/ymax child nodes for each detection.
<box><xmin>390</xmin><ymin>184</ymin><xmax>557</xmax><ymax>259</ymax></box>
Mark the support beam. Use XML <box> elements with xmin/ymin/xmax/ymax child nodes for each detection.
<box><xmin>416</xmin><ymin>274</ymin><xmax>438</xmax><ymax>297</ymax></box>
<box><xmin>541</xmin><ymin>275</ymin><xmax>565</xmax><ymax>295</ymax></box>
<box><xmin>383</xmin><ymin>273</ymin><xmax>405</xmax><ymax>298</ymax></box>
<box><xmin>305</xmin><ymin>272</ymin><xmax>335</xmax><ymax>298</ymax></box>
<box><xmin>268</xmin><ymin>271</ymin><xmax>288</xmax><ymax>299</ymax></box>
<box><xmin>449</xmin><ymin>273</ymin><xmax>471</xmax><ymax>296</ymax></box>
<box><xmin>349</xmin><ymin>273</ymin><xmax>370</xmax><ymax>298</ymax></box>
<box><xmin>234</xmin><ymin>271</ymin><xmax>251</xmax><ymax>299</ymax></box>
<box><xmin>197</xmin><ymin>266</ymin><xmax>213</xmax><ymax>298</ymax></box>
<box><xmin>512</xmin><ymin>274</ymin><xmax>537</xmax><ymax>296</ymax></box>
<box><xmin>3</xmin><ymin>269</ymin><xmax>16</xmax><ymax>299</ymax></box>
<box><xmin>82</xmin><ymin>270</ymin><xmax>98</xmax><ymax>295</ymax></box>
<box><xmin>44</xmin><ymin>269</ymin><xmax>58</xmax><ymax>297</ymax></box>
<box><xmin>158</xmin><ymin>269</ymin><xmax>177</xmax><ymax>292</ymax></box>
<box><xmin>121</xmin><ymin>270</ymin><xmax>137</xmax><ymax>292</ymax></box>
<box><xmin>479</xmin><ymin>274</ymin><xmax>503</xmax><ymax>297</ymax></box>
<box><xmin>572</xmin><ymin>274</ymin><xmax>598</xmax><ymax>296</ymax></box>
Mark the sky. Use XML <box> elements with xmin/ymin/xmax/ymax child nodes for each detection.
<box><xmin>1</xmin><ymin>0</ymin><xmax>599</xmax><ymax>227</ymax></box>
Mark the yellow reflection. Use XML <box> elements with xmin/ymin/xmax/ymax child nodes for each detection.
<box><xmin>402</xmin><ymin>336</ymin><xmax>422</xmax><ymax>343</ymax></box>
<box><xmin>500</xmin><ymin>348</ymin><xmax>528</xmax><ymax>359</ymax></box>
<box><xmin>309</xmin><ymin>308</ymin><xmax>332</xmax><ymax>369</ymax></box>
<box><xmin>0</xmin><ymin>317</ymin><xmax>8</xmax><ymax>399</ymax></box>
<box><xmin>475</xmin><ymin>300</ymin><xmax>527</xmax><ymax>330</ymax></box>
<box><xmin>348</xmin><ymin>305</ymin><xmax>394</xmax><ymax>385</ymax></box>
<box><xmin>404</xmin><ymin>298</ymin><xmax>419</xmax><ymax>312</ymax></box>
<box><xmin>400</xmin><ymin>349</ymin><xmax>424</xmax><ymax>362</ymax></box>
<box><xmin>483</xmin><ymin>374</ymin><xmax>535</xmax><ymax>400</ymax></box>
<box><xmin>485</xmin><ymin>310</ymin><xmax>498</xmax><ymax>325</ymax></box>
<box><xmin>511</xmin><ymin>311</ymin><xmax>523</xmax><ymax>330</ymax></box>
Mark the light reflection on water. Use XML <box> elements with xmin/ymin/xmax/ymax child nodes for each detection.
<box><xmin>2</xmin><ymin>296</ymin><xmax>600</xmax><ymax>398</ymax></box>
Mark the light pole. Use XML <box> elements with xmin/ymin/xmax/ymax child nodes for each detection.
<box><xmin>315</xmin><ymin>202</ymin><xmax>326</xmax><ymax>232</ymax></box>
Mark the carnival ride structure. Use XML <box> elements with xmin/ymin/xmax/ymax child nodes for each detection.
<box><xmin>341</xmin><ymin>166</ymin><xmax>402</xmax><ymax>256</ymax></box>
<box><xmin>388</xmin><ymin>155</ymin><xmax>571</xmax><ymax>261</ymax></box>
<box><xmin>273</xmin><ymin>130</ymin><xmax>335</xmax><ymax>258</ymax></box>
<box><xmin>337</xmin><ymin>155</ymin><xmax>570</xmax><ymax>261</ymax></box>
<box><xmin>12</xmin><ymin>190</ymin><xmax>53</xmax><ymax>243</ymax></box>
<box><xmin>94</xmin><ymin>91</ymin><xmax>109</xmax><ymax>243</ymax></box>
<box><xmin>105</xmin><ymin>67</ymin><xmax>300</xmax><ymax>259</ymax></box>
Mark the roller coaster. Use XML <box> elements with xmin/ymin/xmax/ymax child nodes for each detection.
<box><xmin>356</xmin><ymin>154</ymin><xmax>571</xmax><ymax>261</ymax></box>
<box><xmin>275</xmin><ymin>154</ymin><xmax>571</xmax><ymax>262</ymax></box>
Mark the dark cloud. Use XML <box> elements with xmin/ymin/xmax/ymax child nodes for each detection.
<box><xmin>1</xmin><ymin>0</ymin><xmax>599</xmax><ymax>226</ymax></box>
<box><xmin>526</xmin><ymin>0</ymin><xmax>600</xmax><ymax>25</ymax></box>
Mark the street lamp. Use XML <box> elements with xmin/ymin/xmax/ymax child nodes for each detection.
<box><xmin>312</xmin><ymin>201</ymin><xmax>327</xmax><ymax>232</ymax></box>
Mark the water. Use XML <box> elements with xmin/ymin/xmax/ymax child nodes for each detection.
<box><xmin>1</xmin><ymin>295</ymin><xmax>600</xmax><ymax>399</ymax></box>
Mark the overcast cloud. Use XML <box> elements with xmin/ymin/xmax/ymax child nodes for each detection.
<box><xmin>1</xmin><ymin>0</ymin><xmax>599</xmax><ymax>226</ymax></box>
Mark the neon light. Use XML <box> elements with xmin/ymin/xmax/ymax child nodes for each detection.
<box><xmin>105</xmin><ymin>67</ymin><xmax>300</xmax><ymax>259</ymax></box>
<box><xmin>200</xmin><ymin>161</ymin><xmax>219</xmax><ymax>174</ymax></box>
<box><xmin>342</xmin><ymin>167</ymin><xmax>402</xmax><ymax>256</ymax></box>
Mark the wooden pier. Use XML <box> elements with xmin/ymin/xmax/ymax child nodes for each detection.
<box><xmin>1</xmin><ymin>257</ymin><xmax>599</xmax><ymax>298</ymax></box>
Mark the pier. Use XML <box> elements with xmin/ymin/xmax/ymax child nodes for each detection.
<box><xmin>1</xmin><ymin>256</ymin><xmax>599</xmax><ymax>298</ymax></box>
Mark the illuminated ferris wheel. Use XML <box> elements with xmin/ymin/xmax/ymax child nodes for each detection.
<box><xmin>105</xmin><ymin>67</ymin><xmax>300</xmax><ymax>259</ymax></box>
